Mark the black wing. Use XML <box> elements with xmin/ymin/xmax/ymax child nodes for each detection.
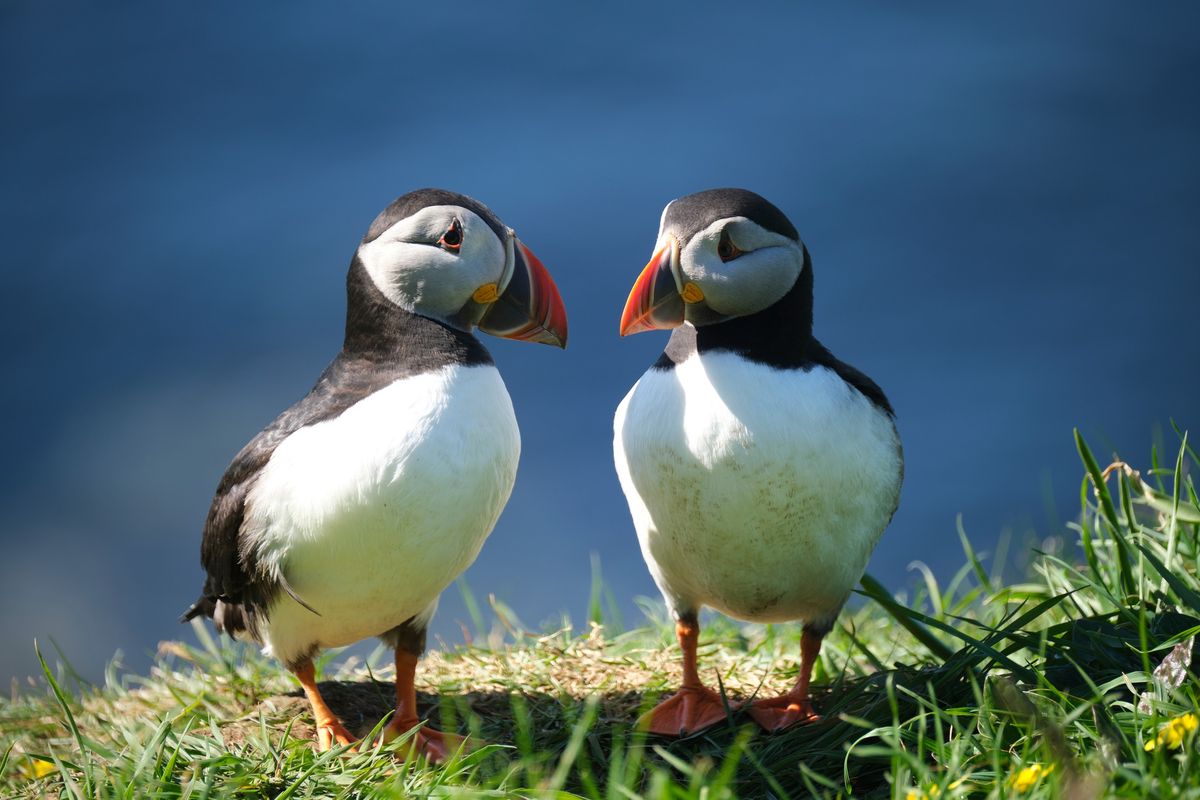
<box><xmin>180</xmin><ymin>355</ymin><xmax>407</xmax><ymax>635</ymax></box>
<box><xmin>806</xmin><ymin>339</ymin><xmax>895</xmax><ymax>418</ymax></box>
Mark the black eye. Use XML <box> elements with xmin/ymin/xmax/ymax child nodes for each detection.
<box><xmin>439</xmin><ymin>220</ymin><xmax>463</xmax><ymax>252</ymax></box>
<box><xmin>717</xmin><ymin>230</ymin><xmax>742</xmax><ymax>262</ymax></box>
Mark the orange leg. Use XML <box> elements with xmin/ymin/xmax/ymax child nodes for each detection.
<box><xmin>294</xmin><ymin>661</ymin><xmax>357</xmax><ymax>751</ymax></box>
<box><xmin>639</xmin><ymin>614</ymin><xmax>731</xmax><ymax>736</ymax></box>
<box><xmin>748</xmin><ymin>627</ymin><xmax>823</xmax><ymax>732</ymax></box>
<box><xmin>381</xmin><ymin>649</ymin><xmax>462</xmax><ymax>762</ymax></box>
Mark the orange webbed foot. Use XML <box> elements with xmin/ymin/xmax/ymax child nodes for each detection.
<box><xmin>639</xmin><ymin>685</ymin><xmax>734</xmax><ymax>737</ymax></box>
<box><xmin>315</xmin><ymin>720</ymin><xmax>358</xmax><ymax>752</ymax></box>
<box><xmin>747</xmin><ymin>693</ymin><xmax>820</xmax><ymax>732</ymax></box>
<box><xmin>382</xmin><ymin>718</ymin><xmax>464</xmax><ymax>763</ymax></box>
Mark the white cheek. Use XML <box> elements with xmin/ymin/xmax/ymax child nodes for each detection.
<box><xmin>683</xmin><ymin>246</ymin><xmax>802</xmax><ymax>318</ymax></box>
<box><xmin>359</xmin><ymin>240</ymin><xmax>464</xmax><ymax>315</ymax></box>
<box><xmin>356</xmin><ymin>216</ymin><xmax>507</xmax><ymax>320</ymax></box>
<box><xmin>679</xmin><ymin>234</ymin><xmax>724</xmax><ymax>284</ymax></box>
<box><xmin>358</xmin><ymin>239</ymin><xmax>411</xmax><ymax>308</ymax></box>
<box><xmin>720</xmin><ymin>250</ymin><xmax>801</xmax><ymax>316</ymax></box>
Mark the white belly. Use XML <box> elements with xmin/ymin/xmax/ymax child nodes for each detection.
<box><xmin>244</xmin><ymin>364</ymin><xmax>519</xmax><ymax>663</ymax></box>
<box><xmin>614</xmin><ymin>352</ymin><xmax>901</xmax><ymax>624</ymax></box>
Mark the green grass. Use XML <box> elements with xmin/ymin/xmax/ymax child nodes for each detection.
<box><xmin>3</xmin><ymin>428</ymin><xmax>1199</xmax><ymax>798</ymax></box>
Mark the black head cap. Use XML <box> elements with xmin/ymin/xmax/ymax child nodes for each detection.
<box><xmin>662</xmin><ymin>188</ymin><xmax>799</xmax><ymax>244</ymax></box>
<box><xmin>362</xmin><ymin>188</ymin><xmax>509</xmax><ymax>244</ymax></box>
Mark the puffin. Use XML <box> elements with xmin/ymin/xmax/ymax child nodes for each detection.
<box><xmin>613</xmin><ymin>188</ymin><xmax>902</xmax><ymax>736</ymax></box>
<box><xmin>182</xmin><ymin>188</ymin><xmax>568</xmax><ymax>760</ymax></box>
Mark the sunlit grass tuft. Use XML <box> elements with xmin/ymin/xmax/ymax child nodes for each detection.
<box><xmin>2</xmin><ymin>427</ymin><xmax>1197</xmax><ymax>798</ymax></box>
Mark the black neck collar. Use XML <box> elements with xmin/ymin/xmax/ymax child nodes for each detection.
<box><xmin>342</xmin><ymin>257</ymin><xmax>493</xmax><ymax>368</ymax></box>
<box><xmin>652</xmin><ymin>251</ymin><xmax>894</xmax><ymax>415</ymax></box>
<box><xmin>656</xmin><ymin>249</ymin><xmax>814</xmax><ymax>369</ymax></box>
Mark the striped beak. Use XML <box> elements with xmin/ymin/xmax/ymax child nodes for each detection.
<box><xmin>619</xmin><ymin>238</ymin><xmax>684</xmax><ymax>336</ymax></box>
<box><xmin>478</xmin><ymin>237</ymin><xmax>568</xmax><ymax>348</ymax></box>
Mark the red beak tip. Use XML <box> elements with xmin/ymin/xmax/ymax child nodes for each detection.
<box><xmin>619</xmin><ymin>308</ymin><xmax>661</xmax><ymax>337</ymax></box>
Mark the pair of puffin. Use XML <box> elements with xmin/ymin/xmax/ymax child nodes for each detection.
<box><xmin>183</xmin><ymin>187</ymin><xmax>901</xmax><ymax>759</ymax></box>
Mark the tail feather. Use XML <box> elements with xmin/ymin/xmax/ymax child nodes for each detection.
<box><xmin>179</xmin><ymin>596</ymin><xmax>215</xmax><ymax>624</ymax></box>
<box><xmin>179</xmin><ymin>595</ymin><xmax>256</xmax><ymax>641</ymax></box>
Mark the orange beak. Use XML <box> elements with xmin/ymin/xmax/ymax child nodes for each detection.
<box><xmin>478</xmin><ymin>238</ymin><xmax>568</xmax><ymax>348</ymax></box>
<box><xmin>619</xmin><ymin>240</ymin><xmax>684</xmax><ymax>336</ymax></box>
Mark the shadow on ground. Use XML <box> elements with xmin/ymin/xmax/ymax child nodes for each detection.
<box><xmin>224</xmin><ymin>660</ymin><xmax>979</xmax><ymax>798</ymax></box>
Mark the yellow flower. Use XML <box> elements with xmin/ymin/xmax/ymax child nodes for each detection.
<box><xmin>905</xmin><ymin>776</ymin><xmax>971</xmax><ymax>799</ymax></box>
<box><xmin>19</xmin><ymin>757</ymin><xmax>56</xmax><ymax>779</ymax></box>
<box><xmin>1007</xmin><ymin>763</ymin><xmax>1053</xmax><ymax>792</ymax></box>
<box><xmin>1145</xmin><ymin>712</ymin><xmax>1199</xmax><ymax>751</ymax></box>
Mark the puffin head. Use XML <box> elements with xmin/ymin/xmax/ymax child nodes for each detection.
<box><xmin>356</xmin><ymin>188</ymin><xmax>568</xmax><ymax>347</ymax></box>
<box><xmin>620</xmin><ymin>188</ymin><xmax>805</xmax><ymax>336</ymax></box>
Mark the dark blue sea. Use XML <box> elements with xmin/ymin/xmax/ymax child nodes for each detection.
<box><xmin>2</xmin><ymin>2</ymin><xmax>1197</xmax><ymax>682</ymax></box>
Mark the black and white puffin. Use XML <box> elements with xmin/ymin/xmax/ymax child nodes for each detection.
<box><xmin>613</xmin><ymin>188</ymin><xmax>902</xmax><ymax>736</ymax></box>
<box><xmin>182</xmin><ymin>188</ymin><xmax>568</xmax><ymax>760</ymax></box>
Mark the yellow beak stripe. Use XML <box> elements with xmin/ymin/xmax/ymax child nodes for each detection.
<box><xmin>472</xmin><ymin>283</ymin><xmax>500</xmax><ymax>304</ymax></box>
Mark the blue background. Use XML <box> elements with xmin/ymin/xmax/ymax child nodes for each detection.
<box><xmin>2</xmin><ymin>2</ymin><xmax>1198</xmax><ymax>682</ymax></box>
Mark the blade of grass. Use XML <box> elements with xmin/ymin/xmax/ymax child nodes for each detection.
<box><xmin>958</xmin><ymin>515</ymin><xmax>992</xmax><ymax>592</ymax></box>
<box><xmin>858</xmin><ymin>574</ymin><xmax>954</xmax><ymax>661</ymax></box>
<box><xmin>34</xmin><ymin>640</ymin><xmax>93</xmax><ymax>794</ymax></box>
<box><xmin>548</xmin><ymin>695</ymin><xmax>598</xmax><ymax>791</ymax></box>
<box><xmin>1077</xmin><ymin>429</ymin><xmax>1136</xmax><ymax>597</ymax></box>
<box><xmin>1076</xmin><ymin>429</ymin><xmax>1121</xmax><ymax>530</ymax></box>
<box><xmin>1075</xmin><ymin>475</ymin><xmax>1103</xmax><ymax>592</ymax></box>
<box><xmin>1135</xmin><ymin>542</ymin><xmax>1200</xmax><ymax>614</ymax></box>
<box><xmin>1162</xmin><ymin>433</ymin><xmax>1188</xmax><ymax>592</ymax></box>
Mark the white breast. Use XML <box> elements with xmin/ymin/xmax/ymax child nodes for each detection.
<box><xmin>614</xmin><ymin>352</ymin><xmax>901</xmax><ymax>624</ymax></box>
<box><xmin>245</xmin><ymin>364</ymin><xmax>520</xmax><ymax>664</ymax></box>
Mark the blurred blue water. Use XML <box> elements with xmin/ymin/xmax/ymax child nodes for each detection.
<box><xmin>2</xmin><ymin>2</ymin><xmax>1197</xmax><ymax>682</ymax></box>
